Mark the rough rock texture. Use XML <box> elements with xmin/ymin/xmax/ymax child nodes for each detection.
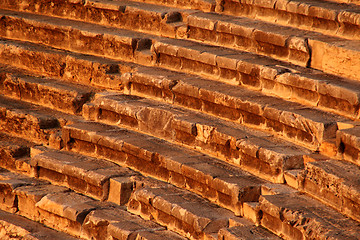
<box><xmin>0</xmin><ymin>0</ymin><xmax>360</xmax><ymax>239</ymax></box>
<box><xmin>259</xmin><ymin>193</ymin><xmax>360</xmax><ymax>240</ymax></box>
<box><xmin>62</xmin><ymin>121</ymin><xmax>265</xmax><ymax>215</ymax></box>
<box><xmin>299</xmin><ymin>159</ymin><xmax>360</xmax><ymax>222</ymax></box>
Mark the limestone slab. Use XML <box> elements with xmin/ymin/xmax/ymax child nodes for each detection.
<box><xmin>259</xmin><ymin>192</ymin><xmax>360</xmax><ymax>239</ymax></box>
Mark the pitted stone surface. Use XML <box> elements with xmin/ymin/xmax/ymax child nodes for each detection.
<box><xmin>0</xmin><ymin>209</ymin><xmax>79</xmax><ymax>240</ymax></box>
<box><xmin>84</xmin><ymin>92</ymin><xmax>308</xmax><ymax>182</ymax></box>
<box><xmin>62</xmin><ymin>121</ymin><xmax>265</xmax><ymax>215</ymax></box>
<box><xmin>299</xmin><ymin>159</ymin><xmax>360</xmax><ymax>222</ymax></box>
<box><xmin>259</xmin><ymin>192</ymin><xmax>360</xmax><ymax>239</ymax></box>
<box><xmin>31</xmin><ymin>150</ymin><xmax>136</xmax><ymax>201</ymax></box>
<box><xmin>218</xmin><ymin>225</ymin><xmax>281</xmax><ymax>240</ymax></box>
<box><xmin>127</xmin><ymin>182</ymin><xmax>235</xmax><ymax>239</ymax></box>
<box><xmin>0</xmin><ymin>65</ymin><xmax>95</xmax><ymax>114</ymax></box>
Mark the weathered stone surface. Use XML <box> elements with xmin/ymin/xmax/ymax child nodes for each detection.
<box><xmin>0</xmin><ymin>95</ymin><xmax>82</xmax><ymax>146</ymax></box>
<box><xmin>14</xmin><ymin>184</ymin><xmax>69</xmax><ymax>221</ymax></box>
<box><xmin>2</xmin><ymin>0</ymin><xmax>360</xmax><ymax>239</ymax></box>
<box><xmin>135</xmin><ymin>230</ymin><xmax>187</xmax><ymax>240</ymax></box>
<box><xmin>259</xmin><ymin>192</ymin><xmax>360</xmax><ymax>240</ymax></box>
<box><xmin>218</xmin><ymin>0</ymin><xmax>360</xmax><ymax>40</ymax></box>
<box><xmin>2</xmin><ymin>11</ymin><xmax>359</xmax><ymax>121</ymax></box>
<box><xmin>186</xmin><ymin>11</ymin><xmax>310</xmax><ymax>66</ymax></box>
<box><xmin>337</xmin><ymin>126</ymin><xmax>360</xmax><ymax>166</ymax></box>
<box><xmin>0</xmin><ymin>133</ymin><xmax>32</xmax><ymax>174</ymax></box>
<box><xmin>35</xmin><ymin>191</ymin><xmax>100</xmax><ymax>237</ymax></box>
<box><xmin>309</xmin><ymin>38</ymin><xmax>360</xmax><ymax>81</ymax></box>
<box><xmin>83</xmin><ymin>92</ymin><xmax>307</xmax><ymax>183</ymax></box>
<box><xmin>82</xmin><ymin>204</ymin><xmax>169</xmax><ymax>240</ymax></box>
<box><xmin>0</xmin><ymin>169</ymin><xmax>42</xmax><ymax>213</ymax></box>
<box><xmin>31</xmin><ymin>150</ymin><xmax>136</xmax><ymax>201</ymax></box>
<box><xmin>299</xmin><ymin>159</ymin><xmax>360</xmax><ymax>222</ymax></box>
<box><xmin>128</xmin><ymin>64</ymin><xmax>343</xmax><ymax>149</ymax></box>
<box><xmin>0</xmin><ymin>9</ymin><xmax>151</xmax><ymax>61</ymax></box>
<box><xmin>62</xmin><ymin>122</ymin><xmax>264</xmax><ymax>214</ymax></box>
<box><xmin>0</xmin><ymin>66</ymin><xmax>94</xmax><ymax>114</ymax></box>
<box><xmin>127</xmin><ymin>183</ymin><xmax>234</xmax><ymax>240</ymax></box>
<box><xmin>0</xmin><ymin>209</ymin><xmax>78</xmax><ymax>240</ymax></box>
<box><xmin>219</xmin><ymin>225</ymin><xmax>281</xmax><ymax>240</ymax></box>
<box><xmin>1</xmin><ymin>5</ymin><xmax>357</xmax><ymax>119</ymax></box>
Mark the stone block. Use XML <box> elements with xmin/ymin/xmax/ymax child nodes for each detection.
<box><xmin>82</xmin><ymin>204</ymin><xmax>165</xmax><ymax>240</ymax></box>
<box><xmin>218</xmin><ymin>225</ymin><xmax>281</xmax><ymax>240</ymax></box>
<box><xmin>284</xmin><ymin>169</ymin><xmax>301</xmax><ymax>189</ymax></box>
<box><xmin>135</xmin><ymin>230</ymin><xmax>188</xmax><ymax>240</ymax></box>
<box><xmin>0</xmin><ymin>135</ymin><xmax>31</xmax><ymax>173</ymax></box>
<box><xmin>309</xmin><ymin>39</ymin><xmax>360</xmax><ymax>81</ymax></box>
<box><xmin>0</xmin><ymin>169</ymin><xmax>41</xmax><ymax>213</ymax></box>
<box><xmin>259</xmin><ymin>192</ymin><xmax>360</xmax><ymax>240</ymax></box>
<box><xmin>242</xmin><ymin>202</ymin><xmax>259</xmax><ymax>224</ymax></box>
<box><xmin>31</xmin><ymin>150</ymin><xmax>135</xmax><ymax>201</ymax></box>
<box><xmin>108</xmin><ymin>176</ymin><xmax>135</xmax><ymax>205</ymax></box>
<box><xmin>299</xmin><ymin>159</ymin><xmax>360</xmax><ymax>222</ymax></box>
<box><xmin>0</xmin><ymin>71</ymin><xmax>94</xmax><ymax>114</ymax></box>
<box><xmin>35</xmin><ymin>192</ymin><xmax>100</xmax><ymax>237</ymax></box>
<box><xmin>336</xmin><ymin>126</ymin><xmax>360</xmax><ymax>165</ymax></box>
<box><xmin>0</xmin><ymin>209</ymin><xmax>78</xmax><ymax>240</ymax></box>
<box><xmin>14</xmin><ymin>184</ymin><xmax>69</xmax><ymax>221</ymax></box>
<box><xmin>128</xmin><ymin>185</ymin><xmax>234</xmax><ymax>239</ymax></box>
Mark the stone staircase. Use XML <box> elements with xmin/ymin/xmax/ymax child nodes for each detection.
<box><xmin>0</xmin><ymin>0</ymin><xmax>360</xmax><ymax>239</ymax></box>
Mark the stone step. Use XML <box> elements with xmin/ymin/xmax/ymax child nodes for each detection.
<box><xmin>4</xmin><ymin>8</ymin><xmax>359</xmax><ymax>111</ymax></box>
<box><xmin>336</xmin><ymin>125</ymin><xmax>360</xmax><ymax>166</ymax></box>
<box><xmin>0</xmin><ymin>209</ymin><xmax>79</xmax><ymax>240</ymax></box>
<box><xmin>0</xmin><ymin>0</ymin><xmax>314</xmax><ymax>68</ymax></box>
<box><xmin>0</xmin><ymin>39</ymin><xmax>356</xmax><ymax>147</ymax></box>
<box><xmin>0</xmin><ymin>167</ymin><xmax>186</xmax><ymax>240</ymax></box>
<box><xmin>151</xmin><ymin>38</ymin><xmax>360</xmax><ymax>117</ymax></box>
<box><xmin>0</xmin><ymin>168</ymin><xmax>68</xmax><ymax>216</ymax></box>
<box><xmin>218</xmin><ymin>225</ymin><xmax>281</xmax><ymax>240</ymax></box>
<box><xmin>0</xmin><ymin>152</ymin><xmax>271</xmax><ymax>240</ymax></box>
<box><xmin>0</xmin><ymin>0</ymin><xmax>314</xmax><ymax>67</ymax></box>
<box><xmin>296</xmin><ymin>157</ymin><xmax>360</xmax><ymax>223</ymax></box>
<box><xmin>125</xmin><ymin>0</ymin><xmax>216</xmax><ymax>12</ymax></box>
<box><xmin>83</xmin><ymin>204</ymin><xmax>187</xmax><ymax>240</ymax></box>
<box><xmin>62</xmin><ymin>121</ymin><xmax>266</xmax><ymax>215</ymax></box>
<box><xmin>7</xmin><ymin>0</ymin><xmax>360</xmax><ymax>47</ymax></box>
<box><xmin>0</xmin><ymin>133</ymin><xmax>34</xmax><ymax>175</ymax></box>
<box><xmin>118</xmin><ymin>68</ymin><xmax>346</xmax><ymax>150</ymax></box>
<box><xmin>127</xmin><ymin>180</ymin><xmax>236</xmax><ymax>240</ymax></box>
<box><xmin>0</xmin><ymin>64</ymin><xmax>95</xmax><ymax>114</ymax></box>
<box><xmin>0</xmin><ymin>9</ymin><xmax>153</xmax><ymax>64</ymax></box>
<box><xmin>184</xmin><ymin>11</ymin><xmax>312</xmax><ymax>67</ymax></box>
<box><xmin>2</xmin><ymin>0</ymin><xmax>187</xmax><ymax>38</ymax></box>
<box><xmin>217</xmin><ymin>0</ymin><xmax>360</xmax><ymax>40</ymax></box>
<box><xmin>127</xmin><ymin>180</ymin><xmax>285</xmax><ymax>240</ymax></box>
<box><xmin>327</xmin><ymin>0</ymin><xmax>360</xmax><ymax>6</ymax></box>
<box><xmin>258</xmin><ymin>192</ymin><xmax>360</xmax><ymax>239</ymax></box>
<box><xmin>83</xmin><ymin>92</ymin><xmax>309</xmax><ymax>183</ymax></box>
<box><xmin>0</xmin><ymin>96</ymin><xmax>65</xmax><ymax>146</ymax></box>
<box><xmin>0</xmin><ymin>38</ymin><xmax>135</xmax><ymax>90</ymax></box>
<box><xmin>30</xmin><ymin>149</ymin><xmax>137</xmax><ymax>202</ymax></box>
<box><xmin>2</xmin><ymin>38</ymin><xmax>359</xmax><ymax>124</ymax></box>
<box><xmin>0</xmin><ymin>95</ymin><xmax>81</xmax><ymax>147</ymax></box>
<box><xmin>2</xmin><ymin>0</ymin><xmax>360</xmax><ymax>80</ymax></box>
